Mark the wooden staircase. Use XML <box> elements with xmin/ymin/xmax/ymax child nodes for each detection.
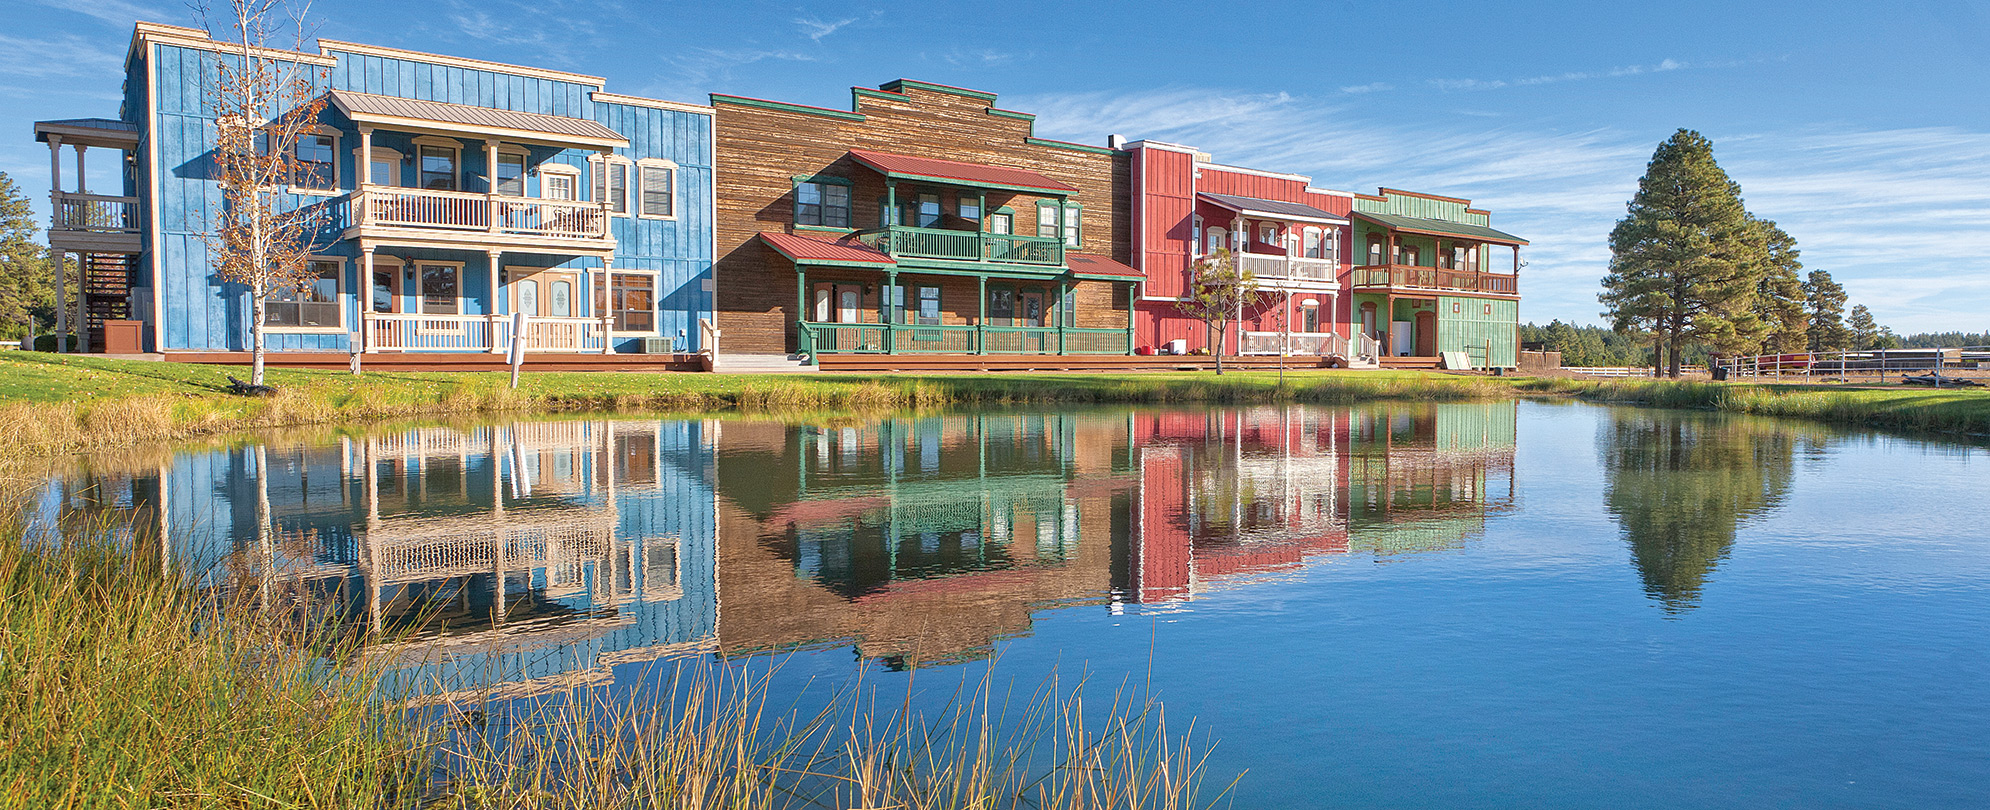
<box><xmin>82</xmin><ymin>253</ymin><xmax>136</xmax><ymax>351</ymax></box>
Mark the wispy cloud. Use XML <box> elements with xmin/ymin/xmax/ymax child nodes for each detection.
<box><xmin>943</xmin><ymin>48</ymin><xmax>1026</xmax><ymax>68</ymax></box>
<box><xmin>1017</xmin><ymin>86</ymin><xmax>1990</xmax><ymax>331</ymax></box>
<box><xmin>793</xmin><ymin>14</ymin><xmax>859</xmax><ymax>42</ymax></box>
<box><xmin>0</xmin><ymin>33</ymin><xmax>126</xmax><ymax>81</ymax></box>
<box><xmin>1430</xmin><ymin>57</ymin><xmax>1768</xmax><ymax>92</ymax></box>
<box><xmin>32</xmin><ymin>0</ymin><xmax>168</xmax><ymax>28</ymax></box>
<box><xmin>1339</xmin><ymin>82</ymin><xmax>1393</xmax><ymax>94</ymax></box>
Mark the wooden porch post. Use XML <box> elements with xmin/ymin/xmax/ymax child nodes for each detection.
<box><xmin>486</xmin><ymin>250</ymin><xmax>504</xmax><ymax>354</ymax></box>
<box><xmin>360</xmin><ymin>247</ymin><xmax>375</xmax><ymax>354</ymax></box>
<box><xmin>1056</xmin><ymin>278</ymin><xmax>1067</xmax><ymax>355</ymax></box>
<box><xmin>484</xmin><ymin>140</ymin><xmax>502</xmax><ymax>234</ymax></box>
<box><xmin>1124</xmin><ymin>280</ymin><xmax>1135</xmax><ymax>355</ymax></box>
<box><xmin>75</xmin><ymin>145</ymin><xmax>87</xmax><ymax>195</ymax></box>
<box><xmin>795</xmin><ymin>267</ymin><xmax>808</xmax><ymax>356</ymax></box>
<box><xmin>884</xmin><ymin>270</ymin><xmax>897</xmax><ymax>354</ymax></box>
<box><xmin>358</xmin><ymin>127</ymin><xmax>372</xmax><ymax>186</ymax></box>
<box><xmin>885</xmin><ymin>181</ymin><xmax>897</xmax><ymax>228</ymax></box>
<box><xmin>976</xmin><ymin>274</ymin><xmax>987</xmax><ymax>355</ymax></box>
<box><xmin>599</xmin><ymin>263</ymin><xmax>615</xmax><ymax>354</ymax></box>
<box><xmin>75</xmin><ymin>253</ymin><xmax>89</xmax><ymax>353</ymax></box>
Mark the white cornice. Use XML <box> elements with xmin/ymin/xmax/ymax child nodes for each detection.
<box><xmin>318</xmin><ymin>39</ymin><xmax>604</xmax><ymax>86</ymax></box>
<box><xmin>590</xmin><ymin>91</ymin><xmax>714</xmax><ymax>116</ymax></box>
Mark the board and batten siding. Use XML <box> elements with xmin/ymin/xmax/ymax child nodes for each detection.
<box><xmin>1437</xmin><ymin>295</ymin><xmax>1518</xmax><ymax>368</ymax></box>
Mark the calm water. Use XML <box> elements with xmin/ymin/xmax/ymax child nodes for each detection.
<box><xmin>34</xmin><ymin>402</ymin><xmax>1990</xmax><ymax>808</ymax></box>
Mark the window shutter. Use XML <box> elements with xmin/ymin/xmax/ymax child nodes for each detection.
<box><xmin>591</xmin><ymin>161</ymin><xmax>607</xmax><ymax>207</ymax></box>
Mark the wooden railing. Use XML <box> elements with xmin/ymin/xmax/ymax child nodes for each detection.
<box><xmin>1236</xmin><ymin>253</ymin><xmax>1338</xmax><ymax>283</ymax></box>
<box><xmin>353</xmin><ymin>186</ymin><xmax>609</xmax><ymax>242</ymax></box>
<box><xmin>855</xmin><ymin>226</ymin><xmax>1065</xmax><ymax>266</ymax></box>
<box><xmin>799</xmin><ymin>321</ymin><xmax>1129</xmax><ymax>356</ymax></box>
<box><xmin>1351</xmin><ymin>264</ymin><xmax>1517</xmax><ymax>294</ymax></box>
<box><xmin>361</xmin><ymin>312</ymin><xmax>609</xmax><ymax>353</ymax></box>
<box><xmin>53</xmin><ymin>193</ymin><xmax>140</xmax><ymax>233</ymax></box>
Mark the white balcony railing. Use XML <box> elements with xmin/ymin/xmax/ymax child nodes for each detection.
<box><xmin>53</xmin><ymin>192</ymin><xmax>140</xmax><ymax>233</ymax></box>
<box><xmin>1236</xmin><ymin>252</ymin><xmax>1338</xmax><ymax>283</ymax></box>
<box><xmin>361</xmin><ymin>312</ymin><xmax>610</xmax><ymax>353</ymax></box>
<box><xmin>1239</xmin><ymin>331</ymin><xmax>1379</xmax><ymax>364</ymax></box>
<box><xmin>353</xmin><ymin>186</ymin><xmax>609</xmax><ymax>242</ymax></box>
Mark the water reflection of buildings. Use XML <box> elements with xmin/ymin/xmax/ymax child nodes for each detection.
<box><xmin>45</xmin><ymin>401</ymin><xmax>1517</xmax><ymax>690</ymax></box>
<box><xmin>139</xmin><ymin>420</ymin><xmax>718</xmax><ymax>700</ymax></box>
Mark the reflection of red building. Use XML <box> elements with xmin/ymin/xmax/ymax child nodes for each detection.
<box><xmin>1131</xmin><ymin>409</ymin><xmax>1354</xmax><ymax>603</ymax></box>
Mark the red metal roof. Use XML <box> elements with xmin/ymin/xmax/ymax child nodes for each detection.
<box><xmin>1065</xmin><ymin>253</ymin><xmax>1143</xmax><ymax>278</ymax></box>
<box><xmin>758</xmin><ymin>232</ymin><xmax>895</xmax><ymax>266</ymax></box>
<box><xmin>848</xmin><ymin>148</ymin><xmax>1080</xmax><ymax>194</ymax></box>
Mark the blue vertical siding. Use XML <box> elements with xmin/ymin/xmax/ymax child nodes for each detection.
<box><xmin>141</xmin><ymin>38</ymin><xmax>713</xmax><ymax>353</ymax></box>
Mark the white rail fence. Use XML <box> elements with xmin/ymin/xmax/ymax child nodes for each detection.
<box><xmin>1715</xmin><ymin>347</ymin><xmax>1990</xmax><ymax>382</ymax></box>
<box><xmin>361</xmin><ymin>312</ymin><xmax>611</xmax><ymax>353</ymax></box>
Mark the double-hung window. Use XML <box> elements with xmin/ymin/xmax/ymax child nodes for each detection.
<box><xmin>795</xmin><ymin>179</ymin><xmax>850</xmax><ymax>227</ymax></box>
<box><xmin>542</xmin><ymin>169</ymin><xmax>577</xmax><ymax>201</ymax></box>
<box><xmin>959</xmin><ymin>196</ymin><xmax>982</xmax><ymax>222</ymax></box>
<box><xmin>916</xmin><ymin>286</ymin><xmax>941</xmax><ymax>325</ymax></box>
<box><xmin>639</xmin><ymin>164</ymin><xmax>674</xmax><ymax>218</ymax></box>
<box><xmin>1038</xmin><ymin>202</ymin><xmax>1081</xmax><ymax>247</ymax></box>
<box><xmin>266</xmin><ymin>259</ymin><xmax>341</xmax><ymax>328</ymax></box>
<box><xmin>1303</xmin><ymin>228</ymin><xmax>1324</xmax><ymax>259</ymax></box>
<box><xmin>419</xmin><ymin>263</ymin><xmax>460</xmax><ymax>315</ymax></box>
<box><xmin>988</xmin><ymin>211</ymin><xmax>1012</xmax><ymax>235</ymax></box>
<box><xmin>292</xmin><ymin>134</ymin><xmax>336</xmax><ymax>191</ymax></box>
<box><xmin>418</xmin><ymin>145</ymin><xmax>458</xmax><ymax>190</ymax></box>
<box><xmin>494</xmin><ymin>152</ymin><xmax>526</xmax><ymax>196</ymax></box>
<box><xmin>916</xmin><ymin>192</ymin><xmax>941</xmax><ymax>227</ymax></box>
<box><xmin>593</xmin><ymin>160</ymin><xmax>631</xmax><ymax>216</ymax></box>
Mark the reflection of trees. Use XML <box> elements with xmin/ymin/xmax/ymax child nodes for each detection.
<box><xmin>1601</xmin><ymin>414</ymin><xmax>1794</xmax><ymax>612</ymax></box>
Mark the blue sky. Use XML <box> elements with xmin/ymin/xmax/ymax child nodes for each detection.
<box><xmin>5</xmin><ymin>0</ymin><xmax>1988</xmax><ymax>331</ymax></box>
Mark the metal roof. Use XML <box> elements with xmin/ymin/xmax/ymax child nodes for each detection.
<box><xmin>759</xmin><ymin>232</ymin><xmax>896</xmax><ymax>267</ymax></box>
<box><xmin>1351</xmin><ymin>211</ymin><xmax>1527</xmax><ymax>246</ymax></box>
<box><xmin>327</xmin><ymin>90</ymin><xmax>626</xmax><ymax>148</ymax></box>
<box><xmin>848</xmin><ymin>148</ymin><xmax>1080</xmax><ymax>194</ymax></box>
<box><xmin>1198</xmin><ymin>192</ymin><xmax>1347</xmax><ymax>225</ymax></box>
<box><xmin>1066</xmin><ymin>254</ymin><xmax>1143</xmax><ymax>279</ymax></box>
<box><xmin>35</xmin><ymin>118</ymin><xmax>140</xmax><ymax>147</ymax></box>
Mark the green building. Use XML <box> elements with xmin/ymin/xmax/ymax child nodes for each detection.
<box><xmin>1349</xmin><ymin>188</ymin><xmax>1527</xmax><ymax>368</ymax></box>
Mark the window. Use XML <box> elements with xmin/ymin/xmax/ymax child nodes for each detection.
<box><xmin>1261</xmin><ymin>224</ymin><xmax>1277</xmax><ymax>245</ymax></box>
<box><xmin>516</xmin><ymin>279</ymin><xmax>539</xmax><ymax>316</ymax></box>
<box><xmin>988</xmin><ymin>211</ymin><xmax>1012</xmax><ymax>235</ymax></box>
<box><xmin>917</xmin><ymin>286</ymin><xmax>941</xmax><ymax>325</ymax></box>
<box><xmin>1464</xmin><ymin>244</ymin><xmax>1479</xmax><ymax>272</ymax></box>
<box><xmin>370</xmin><ymin>261</ymin><xmax>398</xmax><ymax>313</ymax></box>
<box><xmin>1206</xmin><ymin>227</ymin><xmax>1228</xmax><ymax>255</ymax></box>
<box><xmin>795</xmin><ymin>180</ymin><xmax>850</xmax><ymax>227</ymax></box>
<box><xmin>365</xmin><ymin>147</ymin><xmax>401</xmax><ymax>187</ymax></box>
<box><xmin>1038</xmin><ymin>202</ymin><xmax>1081</xmax><ymax>247</ymax></box>
<box><xmin>418</xmin><ymin>144</ymin><xmax>458</xmax><ymax>190</ymax></box>
<box><xmin>959</xmin><ymin>196</ymin><xmax>982</xmax><ymax>221</ymax></box>
<box><xmin>1367</xmin><ymin>237</ymin><xmax>1384</xmax><ymax>265</ymax></box>
<box><xmin>293</xmin><ymin>133</ymin><xmax>336</xmax><ymax>191</ymax></box>
<box><xmin>1303</xmin><ymin>227</ymin><xmax>1324</xmax><ymax>259</ymax></box>
<box><xmin>916</xmin><ymin>192</ymin><xmax>941</xmax><ymax>227</ymax></box>
<box><xmin>267</xmin><ymin>259</ymin><xmax>341</xmax><ymax>328</ymax></box>
<box><xmin>419</xmin><ymin>263</ymin><xmax>459</xmax><ymax>314</ymax></box>
<box><xmin>639</xmin><ymin>164</ymin><xmax>674</xmax><ymax>218</ymax></box>
<box><xmin>1397</xmin><ymin>244</ymin><xmax>1418</xmax><ymax>265</ymax></box>
<box><xmin>987</xmin><ymin>288</ymin><xmax>1015</xmax><ymax>325</ymax></box>
<box><xmin>1192</xmin><ymin>215</ymin><xmax>1203</xmax><ymax>250</ymax></box>
<box><xmin>542</xmin><ymin>170</ymin><xmax>577</xmax><ymax>201</ymax></box>
<box><xmin>494</xmin><ymin>152</ymin><xmax>526</xmax><ymax>197</ymax></box>
<box><xmin>593</xmin><ymin>159</ymin><xmax>631</xmax><ymax>216</ymax></box>
<box><xmin>595</xmin><ymin>273</ymin><xmax>655</xmax><ymax>332</ymax></box>
<box><xmin>1324</xmin><ymin>228</ymin><xmax>1340</xmax><ymax>263</ymax></box>
<box><xmin>1302</xmin><ymin>305</ymin><xmax>1320</xmax><ymax>333</ymax></box>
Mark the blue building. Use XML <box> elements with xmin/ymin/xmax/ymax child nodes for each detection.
<box><xmin>34</xmin><ymin>22</ymin><xmax>714</xmax><ymax>361</ymax></box>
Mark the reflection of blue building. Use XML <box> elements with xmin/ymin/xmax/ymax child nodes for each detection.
<box><xmin>149</xmin><ymin>420</ymin><xmax>718</xmax><ymax>700</ymax></box>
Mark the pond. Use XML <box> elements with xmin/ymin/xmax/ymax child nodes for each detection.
<box><xmin>31</xmin><ymin>401</ymin><xmax>1990</xmax><ymax>808</ymax></box>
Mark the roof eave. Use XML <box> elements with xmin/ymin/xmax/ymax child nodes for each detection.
<box><xmin>331</xmin><ymin>102</ymin><xmax>626</xmax><ymax>150</ymax></box>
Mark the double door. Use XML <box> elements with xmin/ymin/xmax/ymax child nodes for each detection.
<box><xmin>508</xmin><ymin>268</ymin><xmax>586</xmax><ymax>351</ymax></box>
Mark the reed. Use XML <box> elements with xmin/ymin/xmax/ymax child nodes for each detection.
<box><xmin>1518</xmin><ymin>377</ymin><xmax>1990</xmax><ymax>437</ymax></box>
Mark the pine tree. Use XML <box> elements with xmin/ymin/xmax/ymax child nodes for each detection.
<box><xmin>1847</xmin><ymin>304</ymin><xmax>1878</xmax><ymax>350</ymax></box>
<box><xmin>1802</xmin><ymin>270</ymin><xmax>1850</xmax><ymax>352</ymax></box>
<box><xmin>1602</xmin><ymin>129</ymin><xmax>1765</xmax><ymax>377</ymax></box>
<box><xmin>0</xmin><ymin>171</ymin><xmax>56</xmax><ymax>341</ymax></box>
<box><xmin>1750</xmin><ymin>217</ymin><xmax>1809</xmax><ymax>354</ymax></box>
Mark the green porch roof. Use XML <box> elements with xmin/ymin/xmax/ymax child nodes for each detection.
<box><xmin>1352</xmin><ymin>211</ymin><xmax>1528</xmax><ymax>246</ymax></box>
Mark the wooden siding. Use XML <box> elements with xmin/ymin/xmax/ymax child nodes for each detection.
<box><xmin>713</xmin><ymin>83</ymin><xmax>1130</xmax><ymax>354</ymax></box>
<box><xmin>141</xmin><ymin>39</ymin><xmax>712</xmax><ymax>352</ymax></box>
<box><xmin>1437</xmin><ymin>295</ymin><xmax>1518</xmax><ymax>368</ymax></box>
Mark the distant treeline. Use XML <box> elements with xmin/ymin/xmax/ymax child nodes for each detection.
<box><xmin>1525</xmin><ymin>321</ymin><xmax>1990</xmax><ymax>367</ymax></box>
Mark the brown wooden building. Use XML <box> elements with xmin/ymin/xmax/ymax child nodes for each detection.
<box><xmin>710</xmin><ymin>79</ymin><xmax>1140</xmax><ymax>367</ymax></box>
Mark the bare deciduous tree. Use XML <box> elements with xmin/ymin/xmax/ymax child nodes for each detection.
<box><xmin>1175</xmin><ymin>248</ymin><xmax>1263</xmax><ymax>376</ymax></box>
<box><xmin>201</xmin><ymin>0</ymin><xmax>329</xmax><ymax>386</ymax></box>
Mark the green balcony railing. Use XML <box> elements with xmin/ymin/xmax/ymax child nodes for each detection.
<box><xmin>800</xmin><ymin>321</ymin><xmax>1129</xmax><ymax>358</ymax></box>
<box><xmin>855</xmin><ymin>226</ymin><xmax>1065</xmax><ymax>266</ymax></box>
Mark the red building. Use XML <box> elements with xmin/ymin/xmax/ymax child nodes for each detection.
<box><xmin>1126</xmin><ymin>141</ymin><xmax>1365</xmax><ymax>362</ymax></box>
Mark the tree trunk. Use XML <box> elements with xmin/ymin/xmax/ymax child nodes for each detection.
<box><xmin>250</xmin><ymin>286</ymin><xmax>266</xmax><ymax>387</ymax></box>
<box><xmin>1213</xmin><ymin>320</ymin><xmax>1225</xmax><ymax>375</ymax></box>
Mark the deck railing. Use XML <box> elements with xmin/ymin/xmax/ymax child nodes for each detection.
<box><xmin>53</xmin><ymin>192</ymin><xmax>140</xmax><ymax>233</ymax></box>
<box><xmin>799</xmin><ymin>321</ymin><xmax>1129</xmax><ymax>356</ymax></box>
<box><xmin>855</xmin><ymin>226</ymin><xmax>1065</xmax><ymax>266</ymax></box>
<box><xmin>353</xmin><ymin>186</ymin><xmax>609</xmax><ymax>242</ymax></box>
<box><xmin>1351</xmin><ymin>264</ymin><xmax>1517</xmax><ymax>295</ymax></box>
<box><xmin>1237</xmin><ymin>253</ymin><xmax>1338</xmax><ymax>283</ymax></box>
<box><xmin>361</xmin><ymin>312</ymin><xmax>609</xmax><ymax>353</ymax></box>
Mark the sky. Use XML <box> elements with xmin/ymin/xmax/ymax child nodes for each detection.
<box><xmin>4</xmin><ymin>0</ymin><xmax>1988</xmax><ymax>332</ymax></box>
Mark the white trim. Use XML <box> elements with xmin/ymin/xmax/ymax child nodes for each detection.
<box><xmin>364</xmin><ymin>146</ymin><xmax>403</xmax><ymax>186</ymax></box>
<box><xmin>144</xmin><ymin>38</ymin><xmax>165</xmax><ymax>353</ymax></box>
<box><xmin>316</xmin><ymin>38</ymin><xmax>603</xmax><ymax>86</ymax></box>
<box><xmin>287</xmin><ymin>128</ymin><xmax>340</xmax><ymax>196</ymax></box>
<box><xmin>1122</xmin><ymin>139</ymin><xmax>1199</xmax><ymax>154</ymax></box>
<box><xmin>132</xmin><ymin>22</ymin><xmax>337</xmax><ymax>67</ymax></box>
<box><xmin>706</xmin><ymin>110</ymin><xmax>718</xmax><ymax>352</ymax></box>
<box><xmin>589</xmin><ymin>91</ymin><xmax>714</xmax><ymax>115</ymax></box>
<box><xmin>366</xmin><ymin>254</ymin><xmax>404</xmax><ymax>314</ymax></box>
<box><xmin>591</xmin><ymin>154</ymin><xmax>634</xmax><ymax>217</ymax></box>
<box><xmin>494</xmin><ymin>147</ymin><xmax>530</xmax><ymax>197</ymax></box>
<box><xmin>1305</xmin><ymin>185</ymin><xmax>1356</xmax><ymax>198</ymax></box>
<box><xmin>597</xmin><ymin>268</ymin><xmax>659</xmax><ymax>335</ymax></box>
<box><xmin>635</xmin><ymin>158</ymin><xmax>678</xmax><ymax>220</ymax></box>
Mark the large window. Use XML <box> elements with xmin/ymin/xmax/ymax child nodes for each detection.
<box><xmin>639</xmin><ymin>164</ymin><xmax>674</xmax><ymax>218</ymax></box>
<box><xmin>494</xmin><ymin>152</ymin><xmax>526</xmax><ymax>196</ymax></box>
<box><xmin>266</xmin><ymin>259</ymin><xmax>341</xmax><ymax>328</ymax></box>
<box><xmin>1037</xmin><ymin>202</ymin><xmax>1082</xmax><ymax>247</ymax></box>
<box><xmin>917</xmin><ymin>286</ymin><xmax>941</xmax><ymax>325</ymax></box>
<box><xmin>596</xmin><ymin>273</ymin><xmax>655</xmax><ymax>332</ymax></box>
<box><xmin>419</xmin><ymin>263</ymin><xmax>459</xmax><ymax>314</ymax></box>
<box><xmin>795</xmin><ymin>179</ymin><xmax>850</xmax><ymax>228</ymax></box>
<box><xmin>916</xmin><ymin>192</ymin><xmax>941</xmax><ymax>227</ymax></box>
<box><xmin>418</xmin><ymin>145</ymin><xmax>458</xmax><ymax>190</ymax></box>
<box><xmin>292</xmin><ymin>134</ymin><xmax>336</xmax><ymax>191</ymax></box>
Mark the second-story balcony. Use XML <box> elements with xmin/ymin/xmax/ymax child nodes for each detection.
<box><xmin>49</xmin><ymin>191</ymin><xmax>143</xmax><ymax>253</ymax></box>
<box><xmin>1351</xmin><ymin>264</ymin><xmax>1517</xmax><ymax>296</ymax></box>
<box><xmin>1236</xmin><ymin>252</ymin><xmax>1338</xmax><ymax>285</ymax></box>
<box><xmin>343</xmin><ymin>185</ymin><xmax>615</xmax><ymax>254</ymax></box>
<box><xmin>854</xmin><ymin>225</ymin><xmax>1064</xmax><ymax>267</ymax></box>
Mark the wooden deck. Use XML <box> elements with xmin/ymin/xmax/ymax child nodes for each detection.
<box><xmin>815</xmin><ymin>354</ymin><xmax>1337</xmax><ymax>373</ymax></box>
<box><xmin>163</xmin><ymin>351</ymin><xmax>706</xmax><ymax>373</ymax></box>
<box><xmin>1379</xmin><ymin>355</ymin><xmax>1443</xmax><ymax>370</ymax></box>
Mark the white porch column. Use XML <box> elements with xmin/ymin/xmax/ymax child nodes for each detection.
<box><xmin>75</xmin><ymin>145</ymin><xmax>86</xmax><ymax>194</ymax></box>
<box><xmin>358</xmin><ymin>127</ymin><xmax>373</xmax><ymax>185</ymax></box>
<box><xmin>487</xmin><ymin>249</ymin><xmax>504</xmax><ymax>354</ymax></box>
<box><xmin>600</xmin><ymin>264</ymin><xmax>615</xmax><ymax>354</ymax></box>
<box><xmin>74</xmin><ymin>253</ymin><xmax>89</xmax><ymax>353</ymax></box>
<box><xmin>485</xmin><ymin>139</ymin><xmax>502</xmax><ymax>234</ymax></box>
<box><xmin>359</xmin><ymin>248</ymin><xmax>375</xmax><ymax>353</ymax></box>
<box><xmin>55</xmin><ymin>251</ymin><xmax>67</xmax><ymax>352</ymax></box>
<box><xmin>47</xmin><ymin>135</ymin><xmax>63</xmax><ymax>211</ymax></box>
